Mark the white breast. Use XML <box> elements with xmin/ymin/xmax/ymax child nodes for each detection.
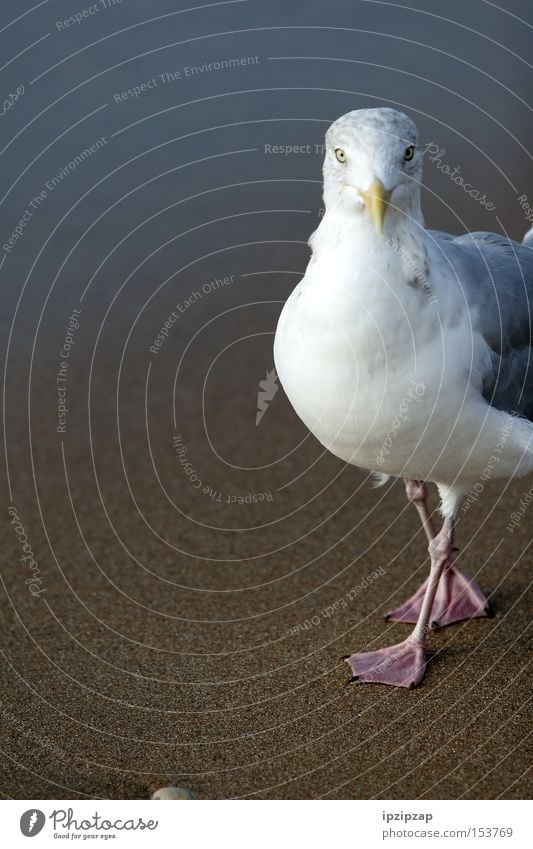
<box><xmin>273</xmin><ymin>233</ymin><xmax>487</xmax><ymax>481</ymax></box>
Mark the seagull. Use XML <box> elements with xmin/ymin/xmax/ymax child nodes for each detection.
<box><xmin>274</xmin><ymin>107</ymin><xmax>533</xmax><ymax>689</ymax></box>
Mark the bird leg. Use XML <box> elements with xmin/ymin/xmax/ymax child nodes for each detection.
<box><xmin>385</xmin><ymin>479</ymin><xmax>492</xmax><ymax>628</ymax></box>
<box><xmin>404</xmin><ymin>478</ymin><xmax>437</xmax><ymax>543</ymax></box>
<box><xmin>345</xmin><ymin>518</ymin><xmax>455</xmax><ymax>688</ymax></box>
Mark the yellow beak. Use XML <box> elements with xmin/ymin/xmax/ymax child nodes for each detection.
<box><xmin>358</xmin><ymin>179</ymin><xmax>392</xmax><ymax>234</ymax></box>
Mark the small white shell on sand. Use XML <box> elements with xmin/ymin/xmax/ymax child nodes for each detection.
<box><xmin>151</xmin><ymin>786</ymin><xmax>193</xmax><ymax>800</ymax></box>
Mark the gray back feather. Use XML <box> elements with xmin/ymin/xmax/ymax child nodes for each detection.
<box><xmin>430</xmin><ymin>231</ymin><xmax>533</xmax><ymax>418</ymax></box>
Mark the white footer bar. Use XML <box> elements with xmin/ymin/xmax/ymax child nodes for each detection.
<box><xmin>2</xmin><ymin>799</ymin><xmax>527</xmax><ymax>848</ymax></box>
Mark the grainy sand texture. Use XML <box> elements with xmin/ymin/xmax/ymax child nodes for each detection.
<box><xmin>1</xmin><ymin>0</ymin><xmax>532</xmax><ymax>801</ymax></box>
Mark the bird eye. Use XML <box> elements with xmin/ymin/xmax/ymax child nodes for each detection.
<box><xmin>404</xmin><ymin>145</ymin><xmax>415</xmax><ymax>162</ymax></box>
<box><xmin>335</xmin><ymin>148</ymin><xmax>347</xmax><ymax>163</ymax></box>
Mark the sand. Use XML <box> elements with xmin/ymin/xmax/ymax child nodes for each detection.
<box><xmin>1</xmin><ymin>0</ymin><xmax>531</xmax><ymax>796</ymax></box>
<box><xmin>1</xmin><ymin>376</ymin><xmax>531</xmax><ymax>799</ymax></box>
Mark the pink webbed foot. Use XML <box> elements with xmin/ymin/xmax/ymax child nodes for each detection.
<box><xmin>385</xmin><ymin>561</ymin><xmax>493</xmax><ymax>628</ymax></box>
<box><xmin>344</xmin><ymin>636</ymin><xmax>426</xmax><ymax>689</ymax></box>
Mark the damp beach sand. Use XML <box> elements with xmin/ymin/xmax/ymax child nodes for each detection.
<box><xmin>1</xmin><ymin>371</ymin><xmax>531</xmax><ymax>799</ymax></box>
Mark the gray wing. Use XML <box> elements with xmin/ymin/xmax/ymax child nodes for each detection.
<box><xmin>429</xmin><ymin>230</ymin><xmax>533</xmax><ymax>419</ymax></box>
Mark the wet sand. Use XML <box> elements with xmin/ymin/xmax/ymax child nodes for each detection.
<box><xmin>1</xmin><ymin>0</ymin><xmax>531</xmax><ymax>802</ymax></box>
<box><xmin>1</xmin><ymin>382</ymin><xmax>531</xmax><ymax>798</ymax></box>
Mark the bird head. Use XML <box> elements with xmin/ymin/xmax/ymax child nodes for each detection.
<box><xmin>322</xmin><ymin>108</ymin><xmax>422</xmax><ymax>233</ymax></box>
